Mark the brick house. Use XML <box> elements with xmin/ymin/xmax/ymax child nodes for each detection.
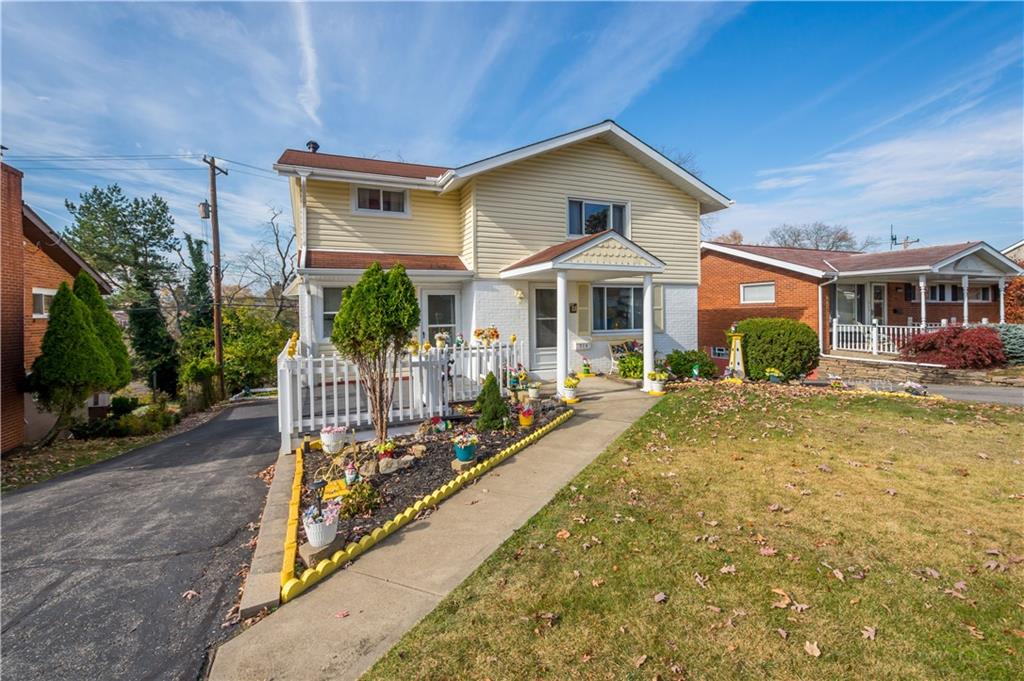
<box><xmin>698</xmin><ymin>240</ymin><xmax>1022</xmax><ymax>365</ymax></box>
<box><xmin>1</xmin><ymin>162</ymin><xmax>113</xmax><ymax>452</ymax></box>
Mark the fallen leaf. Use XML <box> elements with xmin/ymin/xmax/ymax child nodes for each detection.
<box><xmin>771</xmin><ymin>588</ymin><xmax>792</xmax><ymax>609</ymax></box>
<box><xmin>694</xmin><ymin>572</ymin><xmax>710</xmax><ymax>589</ymax></box>
<box><xmin>335</xmin><ymin>610</ymin><xmax>350</xmax><ymax>618</ymax></box>
<box><xmin>634</xmin><ymin>654</ymin><xmax>648</xmax><ymax>668</ymax></box>
<box><xmin>768</xmin><ymin>503</ymin><xmax>783</xmax><ymax>512</ymax></box>
<box><xmin>760</xmin><ymin>546</ymin><xmax>778</xmax><ymax>556</ymax></box>
<box><xmin>654</xmin><ymin>592</ymin><xmax>668</xmax><ymax>604</ymax></box>
<box><xmin>719</xmin><ymin>564</ymin><xmax>737</xmax><ymax>575</ymax></box>
<box><xmin>850</xmin><ymin>597</ymin><xmax>861</xmax><ymax>605</ymax></box>
<box><xmin>817</xmin><ymin>463</ymin><xmax>833</xmax><ymax>473</ymax></box>
<box><xmin>965</xmin><ymin>624</ymin><xmax>985</xmax><ymax>640</ymax></box>
<box><xmin>556</xmin><ymin>529</ymin><xmax>571</xmax><ymax>540</ymax></box>
<box><xmin>832</xmin><ymin>569</ymin><xmax>845</xmax><ymax>582</ymax></box>
<box><xmin>804</xmin><ymin>641</ymin><xmax>821</xmax><ymax>657</ymax></box>
<box><xmin>884</xmin><ymin>488</ymin><xmax>897</xmax><ymax>496</ymax></box>
<box><xmin>924</xmin><ymin>567</ymin><xmax>941</xmax><ymax>579</ymax></box>
<box><xmin>861</xmin><ymin>626</ymin><xmax>876</xmax><ymax>640</ymax></box>
<box><xmin>777</xmin><ymin>628</ymin><xmax>788</xmax><ymax>639</ymax></box>
<box><xmin>591</xmin><ymin>578</ymin><xmax>605</xmax><ymax>588</ymax></box>
<box><xmin>181</xmin><ymin>590</ymin><xmax>200</xmax><ymax>601</ymax></box>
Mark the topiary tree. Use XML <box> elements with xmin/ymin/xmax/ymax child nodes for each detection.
<box><xmin>30</xmin><ymin>282</ymin><xmax>115</xmax><ymax>444</ymax></box>
<box><xmin>73</xmin><ymin>271</ymin><xmax>131</xmax><ymax>390</ymax></box>
<box><xmin>475</xmin><ymin>372</ymin><xmax>508</xmax><ymax>430</ymax></box>
<box><xmin>666</xmin><ymin>349</ymin><xmax>717</xmax><ymax>379</ymax></box>
<box><xmin>331</xmin><ymin>263</ymin><xmax>420</xmax><ymax>442</ymax></box>
<box><xmin>735</xmin><ymin>317</ymin><xmax>819</xmax><ymax>380</ymax></box>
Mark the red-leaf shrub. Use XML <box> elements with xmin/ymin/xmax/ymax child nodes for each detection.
<box><xmin>899</xmin><ymin>325</ymin><xmax>1005</xmax><ymax>369</ymax></box>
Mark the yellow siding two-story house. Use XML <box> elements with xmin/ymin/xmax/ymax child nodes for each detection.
<box><xmin>275</xmin><ymin>121</ymin><xmax>732</xmax><ymax>388</ymax></box>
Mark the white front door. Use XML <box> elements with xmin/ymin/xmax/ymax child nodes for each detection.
<box><xmin>531</xmin><ymin>287</ymin><xmax>557</xmax><ymax>368</ymax></box>
<box><xmin>422</xmin><ymin>291</ymin><xmax>458</xmax><ymax>344</ymax></box>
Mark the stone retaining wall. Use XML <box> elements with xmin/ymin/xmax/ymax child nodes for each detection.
<box><xmin>818</xmin><ymin>355</ymin><xmax>1024</xmax><ymax>388</ymax></box>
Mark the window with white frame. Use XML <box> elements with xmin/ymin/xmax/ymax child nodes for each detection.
<box><xmin>568</xmin><ymin>199</ymin><xmax>627</xmax><ymax>237</ymax></box>
<box><xmin>322</xmin><ymin>287</ymin><xmax>345</xmax><ymax>338</ymax></box>
<box><xmin>591</xmin><ymin>286</ymin><xmax>643</xmax><ymax>332</ymax></box>
<box><xmin>968</xmin><ymin>286</ymin><xmax>992</xmax><ymax>302</ymax></box>
<box><xmin>353</xmin><ymin>186</ymin><xmax>408</xmax><ymax>215</ymax></box>
<box><xmin>739</xmin><ymin>282</ymin><xmax>775</xmax><ymax>304</ymax></box>
<box><xmin>711</xmin><ymin>346</ymin><xmax>729</xmax><ymax>359</ymax></box>
<box><xmin>32</xmin><ymin>288</ymin><xmax>56</xmax><ymax>318</ymax></box>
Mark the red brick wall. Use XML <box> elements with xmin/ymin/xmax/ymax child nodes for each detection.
<box><xmin>2</xmin><ymin>163</ymin><xmax>25</xmax><ymax>452</ymax></box>
<box><xmin>23</xmin><ymin>240</ymin><xmax>77</xmax><ymax>369</ymax></box>
<box><xmin>883</xmin><ymin>282</ymin><xmax>1001</xmax><ymax>326</ymax></box>
<box><xmin>698</xmin><ymin>250</ymin><xmax>827</xmax><ymax>364</ymax></box>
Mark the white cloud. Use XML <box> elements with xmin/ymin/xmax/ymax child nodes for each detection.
<box><xmin>291</xmin><ymin>0</ymin><xmax>321</xmax><ymax>127</ymax></box>
<box><xmin>755</xmin><ymin>175</ymin><xmax>814</xmax><ymax>190</ymax></box>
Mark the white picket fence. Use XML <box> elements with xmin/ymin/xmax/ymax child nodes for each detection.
<box><xmin>277</xmin><ymin>341</ymin><xmax>527</xmax><ymax>450</ymax></box>
<box><xmin>831</xmin><ymin>321</ymin><xmax>948</xmax><ymax>355</ymax></box>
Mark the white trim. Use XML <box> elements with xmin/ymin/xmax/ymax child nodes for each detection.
<box><xmin>350</xmin><ymin>185</ymin><xmax>411</xmax><ymax>218</ymax></box>
<box><xmin>1002</xmin><ymin>238</ymin><xmax>1024</xmax><ymax>256</ymax></box>
<box><xmin>32</xmin><ymin>287</ymin><xmax>58</xmax><ymax>295</ymax></box>
<box><xmin>591</xmin><ymin>284</ymin><xmax>645</xmax><ymax>333</ymax></box>
<box><xmin>566</xmin><ymin>196</ymin><xmax>631</xmax><ymax>239</ymax></box>
<box><xmin>739</xmin><ymin>281</ymin><xmax>776</xmax><ymax>304</ymax></box>
<box><xmin>31</xmin><ymin>288</ymin><xmax>57</xmax><ymax>319</ymax></box>
<box><xmin>930</xmin><ymin>242</ymin><xmax>1024</xmax><ymax>274</ymax></box>
<box><xmin>701</xmin><ymin>242</ymin><xmax>826</xmax><ymax>278</ymax></box>
<box><xmin>500</xmin><ymin>231</ymin><xmax>665</xmax><ymax>279</ymax></box>
<box><xmin>420</xmin><ymin>288</ymin><xmax>460</xmax><ymax>345</ymax></box>
<box><xmin>440</xmin><ymin>121</ymin><xmax>733</xmax><ymax>212</ymax></box>
<box><xmin>274</xmin><ymin>163</ymin><xmax>442</xmax><ymax>190</ymax></box>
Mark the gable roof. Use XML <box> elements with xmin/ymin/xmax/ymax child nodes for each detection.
<box><xmin>500</xmin><ymin>230</ymin><xmax>665</xmax><ymax>279</ymax></box>
<box><xmin>274</xmin><ymin>121</ymin><xmax>733</xmax><ymax>212</ymax></box>
<box><xmin>1003</xmin><ymin>238</ymin><xmax>1024</xmax><ymax>257</ymax></box>
<box><xmin>502</xmin><ymin>231</ymin><xmax>609</xmax><ymax>271</ymax></box>
<box><xmin>702</xmin><ymin>240</ymin><xmax>1023</xmax><ymax>278</ymax></box>
<box><xmin>22</xmin><ymin>204</ymin><xmax>113</xmax><ymax>293</ymax></box>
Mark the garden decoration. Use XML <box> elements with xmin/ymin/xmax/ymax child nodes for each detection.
<box><xmin>455</xmin><ymin>332</ymin><xmax>466</xmax><ymax>347</ymax></box>
<box><xmin>422</xmin><ymin>341</ymin><xmax>432</xmax><ymax>352</ymax></box>
<box><xmin>563</xmin><ymin>374</ymin><xmax>581</xmax><ymax>402</ymax></box>
<box><xmin>765</xmin><ymin>367</ymin><xmax>784</xmax><ymax>384</ymax></box>
<box><xmin>314</xmin><ymin>426</ymin><xmax>357</xmax><ymax>500</ymax></box>
<box><xmin>344</xmin><ymin>460</ymin><xmax>359</xmax><ymax>485</ymax></box>
<box><xmin>434</xmin><ymin>330</ymin><xmax>450</xmax><ymax>348</ymax></box>
<box><xmin>510</xmin><ymin>333</ymin><xmax>517</xmax><ymax>345</ymax></box>
<box><xmin>474</xmin><ymin>325</ymin><xmax>500</xmax><ymax>347</ymax></box>
<box><xmin>528</xmin><ymin>382</ymin><xmax>542</xmax><ymax>400</ymax></box>
<box><xmin>375</xmin><ymin>439</ymin><xmax>397</xmax><ymax>459</ymax></box>
<box><xmin>303</xmin><ymin>497</ymin><xmax>341</xmax><ymax>549</ymax></box>
<box><xmin>580</xmin><ymin>357</ymin><xmax>592</xmax><ymax>375</ymax></box>
<box><xmin>725</xmin><ymin>326</ymin><xmax>746</xmax><ymax>379</ymax></box>
<box><xmin>407</xmin><ymin>338</ymin><xmax>420</xmax><ymax>354</ymax></box>
<box><xmin>452</xmin><ymin>431</ymin><xmax>479</xmax><ymax>462</ymax></box>
<box><xmin>518</xmin><ymin>405</ymin><xmax>535</xmax><ymax>428</ymax></box>
<box><xmin>647</xmin><ymin>370</ymin><xmax>668</xmax><ymax>395</ymax></box>
<box><xmin>430</xmin><ymin>415</ymin><xmax>453</xmax><ymax>433</ymax></box>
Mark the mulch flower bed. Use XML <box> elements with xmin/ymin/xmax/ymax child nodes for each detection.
<box><xmin>297</xmin><ymin>400</ymin><xmax>568</xmax><ymax>554</ymax></box>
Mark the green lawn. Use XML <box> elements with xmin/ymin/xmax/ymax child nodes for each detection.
<box><xmin>365</xmin><ymin>384</ymin><xmax>1024</xmax><ymax>680</ymax></box>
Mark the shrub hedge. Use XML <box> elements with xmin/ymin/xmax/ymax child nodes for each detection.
<box><xmin>734</xmin><ymin>318</ymin><xmax>819</xmax><ymax>380</ymax></box>
<box><xmin>666</xmin><ymin>349</ymin><xmax>717</xmax><ymax>379</ymax></box>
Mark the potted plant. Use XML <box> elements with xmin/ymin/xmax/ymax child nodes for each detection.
<box><xmin>319</xmin><ymin>425</ymin><xmax>349</xmax><ymax>455</ymax></box>
<box><xmin>303</xmin><ymin>499</ymin><xmax>341</xmax><ymax>549</ymax></box>
<box><xmin>518</xmin><ymin>404</ymin><xmax>535</xmax><ymax>427</ymax></box>
<box><xmin>473</xmin><ymin>325</ymin><xmax>500</xmax><ymax>347</ymax></box>
<box><xmin>375</xmin><ymin>439</ymin><xmax>396</xmax><ymax>459</ymax></box>
<box><xmin>452</xmin><ymin>431</ymin><xmax>479</xmax><ymax>462</ymax></box>
<box><xmin>765</xmin><ymin>367</ymin><xmax>784</xmax><ymax>384</ymax></box>
<box><xmin>563</xmin><ymin>374</ymin><xmax>580</xmax><ymax>400</ymax></box>
<box><xmin>647</xmin><ymin>370</ymin><xmax>668</xmax><ymax>393</ymax></box>
<box><xmin>434</xmin><ymin>330</ymin><xmax>450</xmax><ymax>348</ymax></box>
<box><xmin>580</xmin><ymin>357</ymin><xmax>592</xmax><ymax>376</ymax></box>
<box><xmin>527</xmin><ymin>381</ymin><xmax>542</xmax><ymax>400</ymax></box>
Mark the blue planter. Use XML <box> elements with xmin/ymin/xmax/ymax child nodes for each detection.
<box><xmin>454</xmin><ymin>444</ymin><xmax>477</xmax><ymax>462</ymax></box>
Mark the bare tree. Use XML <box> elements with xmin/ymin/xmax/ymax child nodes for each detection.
<box><xmin>717</xmin><ymin>229</ymin><xmax>744</xmax><ymax>244</ymax></box>
<box><xmin>231</xmin><ymin>208</ymin><xmax>297</xmax><ymax>321</ymax></box>
<box><xmin>766</xmin><ymin>222</ymin><xmax>879</xmax><ymax>251</ymax></box>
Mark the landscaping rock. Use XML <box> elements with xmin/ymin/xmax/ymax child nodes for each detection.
<box><xmin>298</xmin><ymin>534</ymin><xmax>347</xmax><ymax>569</ymax></box>
<box><xmin>409</xmin><ymin>444</ymin><xmax>427</xmax><ymax>458</ymax></box>
<box><xmin>378</xmin><ymin>458</ymin><xmax>400</xmax><ymax>475</ymax></box>
<box><xmin>358</xmin><ymin>459</ymin><xmax>378</xmax><ymax>478</ymax></box>
<box><xmin>451</xmin><ymin>458</ymin><xmax>477</xmax><ymax>472</ymax></box>
<box><xmin>397</xmin><ymin>455</ymin><xmax>415</xmax><ymax>469</ymax></box>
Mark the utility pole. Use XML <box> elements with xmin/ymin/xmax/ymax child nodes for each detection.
<box><xmin>202</xmin><ymin>155</ymin><xmax>228</xmax><ymax>399</ymax></box>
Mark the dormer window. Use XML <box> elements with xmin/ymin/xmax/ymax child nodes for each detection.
<box><xmin>568</xmin><ymin>199</ymin><xmax>628</xmax><ymax>237</ymax></box>
<box><xmin>353</xmin><ymin>186</ymin><xmax>409</xmax><ymax>216</ymax></box>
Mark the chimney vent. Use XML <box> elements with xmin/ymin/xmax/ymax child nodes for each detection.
<box><xmin>306</xmin><ymin>140</ymin><xmax>319</xmax><ymax>153</ymax></box>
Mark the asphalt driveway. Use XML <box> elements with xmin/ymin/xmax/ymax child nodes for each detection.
<box><xmin>1</xmin><ymin>402</ymin><xmax>279</xmax><ymax>681</ymax></box>
<box><xmin>928</xmin><ymin>384</ymin><xmax>1024</xmax><ymax>406</ymax></box>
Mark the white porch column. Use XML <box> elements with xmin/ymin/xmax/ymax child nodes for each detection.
<box><xmin>961</xmin><ymin>274</ymin><xmax>969</xmax><ymax>325</ymax></box>
<box><xmin>918</xmin><ymin>274</ymin><xmax>927</xmax><ymax>329</ymax></box>
<box><xmin>999</xmin><ymin>277</ymin><xmax>1006</xmax><ymax>324</ymax></box>
<box><xmin>642</xmin><ymin>274</ymin><xmax>654</xmax><ymax>392</ymax></box>
<box><xmin>556</xmin><ymin>270</ymin><xmax>568</xmax><ymax>396</ymax></box>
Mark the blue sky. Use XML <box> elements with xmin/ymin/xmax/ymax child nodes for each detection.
<box><xmin>2</xmin><ymin>1</ymin><xmax>1022</xmax><ymax>261</ymax></box>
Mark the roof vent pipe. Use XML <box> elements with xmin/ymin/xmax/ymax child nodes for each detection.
<box><xmin>306</xmin><ymin>140</ymin><xmax>319</xmax><ymax>153</ymax></box>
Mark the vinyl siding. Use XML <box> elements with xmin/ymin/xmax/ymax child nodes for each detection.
<box><xmin>473</xmin><ymin>138</ymin><xmax>701</xmax><ymax>281</ymax></box>
<box><xmin>305</xmin><ymin>179</ymin><xmax>461</xmax><ymax>255</ymax></box>
<box><xmin>460</xmin><ymin>180</ymin><xmax>475</xmax><ymax>271</ymax></box>
<box><xmin>289</xmin><ymin>177</ymin><xmax>303</xmax><ymax>252</ymax></box>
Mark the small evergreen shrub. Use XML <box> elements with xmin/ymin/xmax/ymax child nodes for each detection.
<box><xmin>900</xmin><ymin>326</ymin><xmax>1005</xmax><ymax>369</ymax></box>
<box><xmin>340</xmin><ymin>481</ymin><xmax>381</xmax><ymax>518</ymax></box>
<box><xmin>996</xmin><ymin>324</ymin><xmax>1024</xmax><ymax>365</ymax></box>
<box><xmin>110</xmin><ymin>395</ymin><xmax>141</xmax><ymax>418</ymax></box>
<box><xmin>475</xmin><ymin>372</ymin><xmax>509</xmax><ymax>430</ymax></box>
<box><xmin>734</xmin><ymin>318</ymin><xmax>819</xmax><ymax>380</ymax></box>
<box><xmin>115</xmin><ymin>403</ymin><xmax>178</xmax><ymax>436</ymax></box>
<box><xmin>616</xmin><ymin>352</ymin><xmax>644</xmax><ymax>379</ymax></box>
<box><xmin>666</xmin><ymin>349</ymin><xmax>717</xmax><ymax>379</ymax></box>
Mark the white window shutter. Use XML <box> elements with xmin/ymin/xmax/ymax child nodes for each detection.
<box><xmin>653</xmin><ymin>284</ymin><xmax>664</xmax><ymax>332</ymax></box>
<box><xmin>577</xmin><ymin>283</ymin><xmax>591</xmax><ymax>335</ymax></box>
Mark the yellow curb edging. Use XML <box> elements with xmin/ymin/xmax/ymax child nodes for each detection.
<box><xmin>278</xmin><ymin>408</ymin><xmax>575</xmax><ymax>604</ymax></box>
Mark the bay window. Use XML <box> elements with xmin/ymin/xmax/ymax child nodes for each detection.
<box><xmin>592</xmin><ymin>286</ymin><xmax>643</xmax><ymax>332</ymax></box>
<box><xmin>568</xmin><ymin>199</ymin><xmax>627</xmax><ymax>237</ymax></box>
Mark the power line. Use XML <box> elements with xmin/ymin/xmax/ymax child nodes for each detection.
<box><xmin>13</xmin><ymin>165</ymin><xmax>206</xmax><ymax>171</ymax></box>
<box><xmin>7</xmin><ymin>153</ymin><xmax>200</xmax><ymax>161</ymax></box>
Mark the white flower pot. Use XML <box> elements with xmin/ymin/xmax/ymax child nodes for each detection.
<box><xmin>320</xmin><ymin>430</ymin><xmax>347</xmax><ymax>455</ymax></box>
<box><xmin>304</xmin><ymin>516</ymin><xmax>339</xmax><ymax>548</ymax></box>
<box><xmin>528</xmin><ymin>387</ymin><xmax>540</xmax><ymax>399</ymax></box>
<box><xmin>563</xmin><ymin>387</ymin><xmax>577</xmax><ymax>400</ymax></box>
<box><xmin>650</xmin><ymin>380</ymin><xmax>665</xmax><ymax>393</ymax></box>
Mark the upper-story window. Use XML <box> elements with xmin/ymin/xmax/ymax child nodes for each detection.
<box><xmin>32</xmin><ymin>288</ymin><xmax>56</xmax><ymax>318</ymax></box>
<box><xmin>568</xmin><ymin>199</ymin><xmax>627</xmax><ymax>237</ymax></box>
<box><xmin>353</xmin><ymin>186</ymin><xmax>409</xmax><ymax>216</ymax></box>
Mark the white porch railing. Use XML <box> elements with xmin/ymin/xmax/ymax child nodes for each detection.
<box><xmin>830</xmin><ymin>321</ymin><xmax>965</xmax><ymax>355</ymax></box>
<box><xmin>277</xmin><ymin>341</ymin><xmax>527</xmax><ymax>451</ymax></box>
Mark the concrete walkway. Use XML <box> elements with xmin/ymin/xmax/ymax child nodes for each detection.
<box><xmin>208</xmin><ymin>378</ymin><xmax>655</xmax><ymax>681</ymax></box>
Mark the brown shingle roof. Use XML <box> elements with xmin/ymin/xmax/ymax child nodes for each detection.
<box><xmin>305</xmin><ymin>250</ymin><xmax>467</xmax><ymax>271</ymax></box>
<box><xmin>501</xmin><ymin>231</ymin><xmax>610</xmax><ymax>271</ymax></box>
<box><xmin>276</xmin><ymin>150</ymin><xmax>449</xmax><ymax>180</ymax></box>
<box><xmin>707</xmin><ymin>241</ymin><xmax>984</xmax><ymax>274</ymax></box>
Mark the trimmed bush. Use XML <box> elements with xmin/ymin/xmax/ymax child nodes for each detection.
<box><xmin>475</xmin><ymin>372</ymin><xmax>509</xmax><ymax>430</ymax></box>
<box><xmin>734</xmin><ymin>318</ymin><xmax>819</xmax><ymax>380</ymax></box>
<box><xmin>666</xmin><ymin>349</ymin><xmax>717</xmax><ymax>379</ymax></box>
<box><xmin>110</xmin><ymin>395</ymin><xmax>141</xmax><ymax>418</ymax></box>
<box><xmin>996</xmin><ymin>324</ymin><xmax>1024</xmax><ymax>365</ymax></box>
<box><xmin>616</xmin><ymin>352</ymin><xmax>644</xmax><ymax>379</ymax></box>
<box><xmin>900</xmin><ymin>326</ymin><xmax>1005</xmax><ymax>369</ymax></box>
